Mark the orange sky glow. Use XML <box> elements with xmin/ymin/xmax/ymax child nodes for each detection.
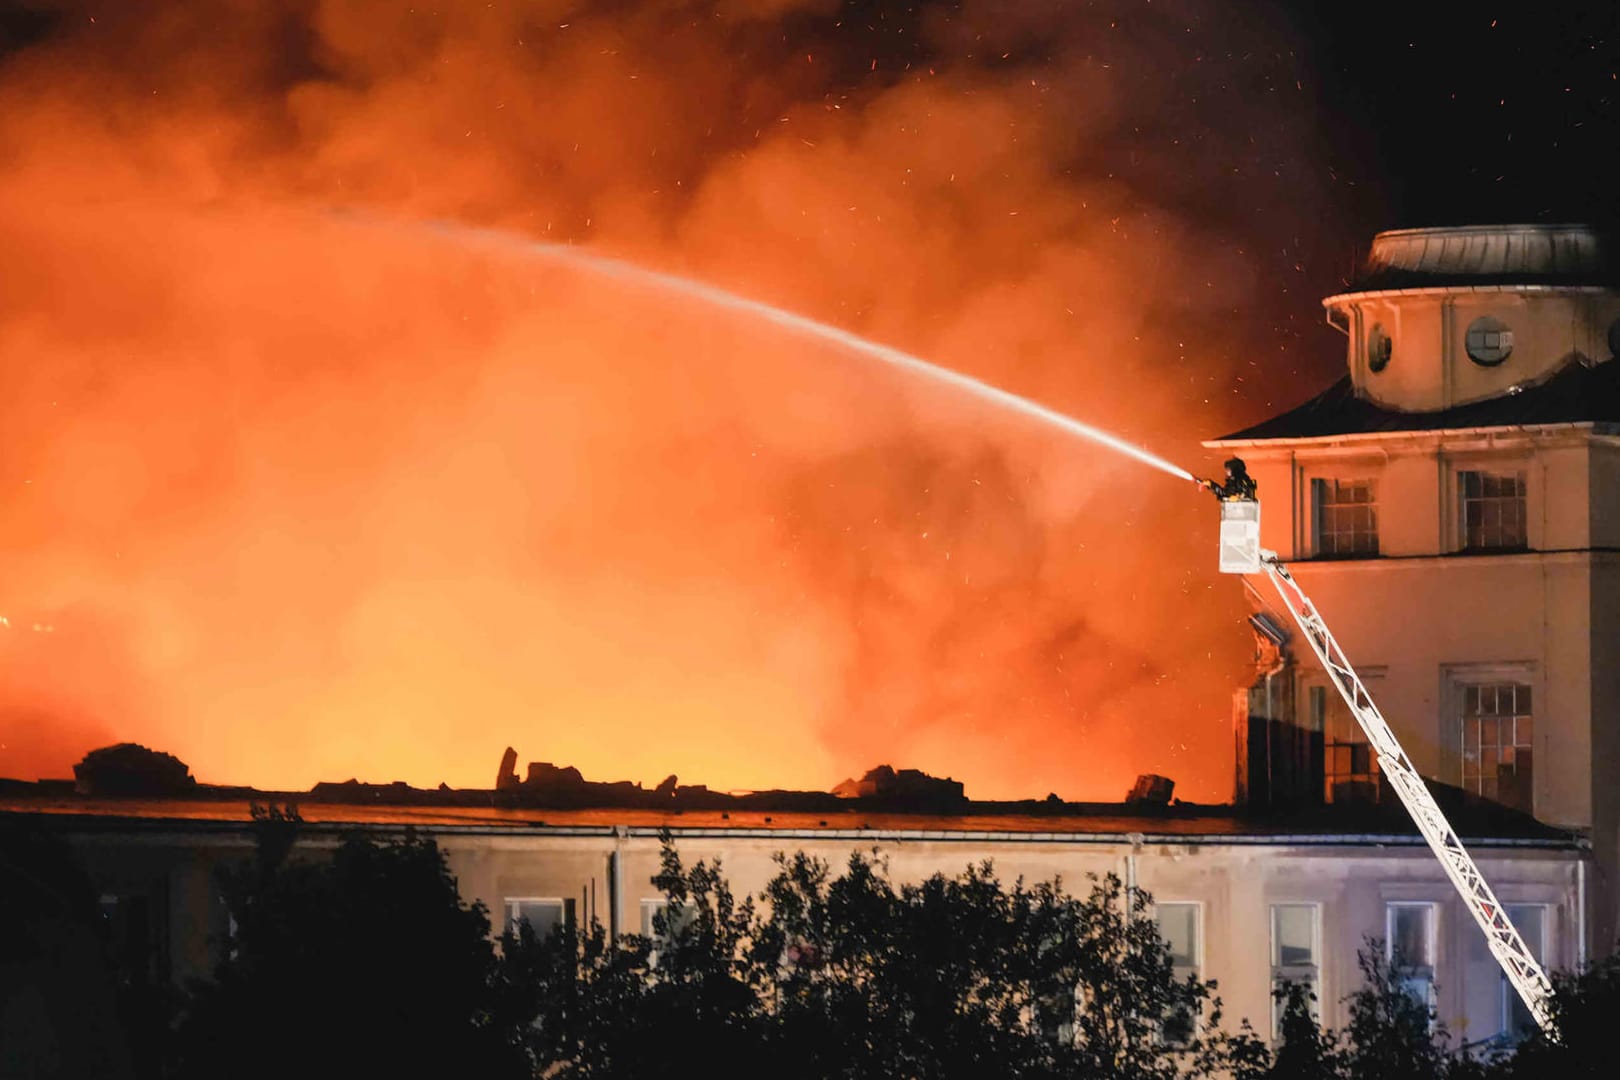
<box><xmin>0</xmin><ymin>1</ymin><xmax>1343</xmax><ymax>801</ymax></box>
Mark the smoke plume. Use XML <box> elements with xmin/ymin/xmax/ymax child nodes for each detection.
<box><xmin>0</xmin><ymin>1</ymin><xmax>1354</xmax><ymax>800</ymax></box>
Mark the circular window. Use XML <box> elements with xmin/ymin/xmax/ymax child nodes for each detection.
<box><xmin>1465</xmin><ymin>315</ymin><xmax>1514</xmax><ymax>366</ymax></box>
<box><xmin>1367</xmin><ymin>324</ymin><xmax>1392</xmax><ymax>372</ymax></box>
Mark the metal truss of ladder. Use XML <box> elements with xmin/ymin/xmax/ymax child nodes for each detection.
<box><xmin>1258</xmin><ymin>552</ymin><xmax>1555</xmax><ymax>1033</ymax></box>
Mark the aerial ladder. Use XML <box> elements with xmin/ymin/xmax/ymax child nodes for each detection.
<box><xmin>1200</xmin><ymin>458</ymin><xmax>1555</xmax><ymax>1034</ymax></box>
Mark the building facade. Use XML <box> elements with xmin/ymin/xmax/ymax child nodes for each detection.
<box><xmin>1206</xmin><ymin>223</ymin><xmax>1620</xmax><ymax>952</ymax></box>
<box><xmin>7</xmin><ymin>795</ymin><xmax>1584</xmax><ymax>1052</ymax></box>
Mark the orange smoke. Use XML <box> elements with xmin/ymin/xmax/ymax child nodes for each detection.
<box><xmin>0</xmin><ymin>1</ymin><xmax>1348</xmax><ymax>800</ymax></box>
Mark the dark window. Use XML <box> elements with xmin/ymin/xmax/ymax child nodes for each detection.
<box><xmin>1312</xmin><ymin>479</ymin><xmax>1379</xmax><ymax>557</ymax></box>
<box><xmin>1368</xmin><ymin>324</ymin><xmax>1393</xmax><ymax>372</ymax></box>
<box><xmin>1314</xmin><ymin>684</ymin><xmax>1379</xmax><ymax>804</ymax></box>
<box><xmin>1460</xmin><ymin>683</ymin><xmax>1534</xmax><ymax>812</ymax></box>
<box><xmin>1458</xmin><ymin>471</ymin><xmax>1527</xmax><ymax>550</ymax></box>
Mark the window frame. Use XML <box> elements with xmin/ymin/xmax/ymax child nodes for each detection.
<box><xmin>1500</xmin><ymin>904</ymin><xmax>1548</xmax><ymax>1041</ymax></box>
<box><xmin>1304</xmin><ymin>667</ymin><xmax>1386</xmax><ymax>805</ymax></box>
<box><xmin>1270</xmin><ymin>902</ymin><xmax>1323</xmax><ymax>1041</ymax></box>
<box><xmin>1452</xmin><ymin>466</ymin><xmax>1530</xmax><ymax>553</ymax></box>
<box><xmin>1309</xmin><ymin>477</ymin><xmax>1381</xmax><ymax>558</ymax></box>
<box><xmin>640</xmin><ymin>898</ymin><xmax>674</xmax><ymax>939</ymax></box>
<box><xmin>1385</xmin><ymin>901</ymin><xmax>1439</xmax><ymax>1020</ymax></box>
<box><xmin>1153</xmin><ymin>900</ymin><xmax>1204</xmax><ymax>1045</ymax></box>
<box><xmin>503</xmin><ymin>896</ymin><xmax>574</xmax><ymax>941</ymax></box>
<box><xmin>1443</xmin><ymin>663</ymin><xmax>1537</xmax><ymax>815</ymax></box>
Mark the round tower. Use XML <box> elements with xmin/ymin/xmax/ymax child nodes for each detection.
<box><xmin>1322</xmin><ymin>224</ymin><xmax>1620</xmax><ymax>411</ymax></box>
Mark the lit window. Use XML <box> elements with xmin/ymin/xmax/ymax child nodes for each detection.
<box><xmin>1311</xmin><ymin>479</ymin><xmax>1379</xmax><ymax>557</ymax></box>
<box><xmin>1458</xmin><ymin>470</ymin><xmax>1527</xmax><ymax>551</ymax></box>
<box><xmin>504</xmin><ymin>897</ymin><xmax>574</xmax><ymax>940</ymax></box>
<box><xmin>1312</xmin><ymin>684</ymin><xmax>1379</xmax><ymax>805</ymax></box>
<box><xmin>1271</xmin><ymin>904</ymin><xmax>1322</xmax><ymax>1040</ymax></box>
<box><xmin>1460</xmin><ymin>683</ymin><xmax>1534</xmax><ymax>812</ymax></box>
<box><xmin>1155</xmin><ymin>902</ymin><xmax>1201</xmax><ymax>1044</ymax></box>
<box><xmin>1465</xmin><ymin>316</ymin><xmax>1514</xmax><ymax>366</ymax></box>
<box><xmin>1386</xmin><ymin>902</ymin><xmax>1437</xmax><ymax>1016</ymax></box>
<box><xmin>1501</xmin><ymin>905</ymin><xmax>1546</xmax><ymax>1042</ymax></box>
<box><xmin>1368</xmin><ymin>324</ymin><xmax>1393</xmax><ymax>372</ymax></box>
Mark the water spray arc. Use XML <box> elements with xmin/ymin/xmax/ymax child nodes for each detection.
<box><xmin>439</xmin><ymin>224</ymin><xmax>1196</xmax><ymax>485</ymax></box>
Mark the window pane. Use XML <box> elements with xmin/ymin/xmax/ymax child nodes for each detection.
<box><xmin>1273</xmin><ymin>905</ymin><xmax>1317</xmax><ymax>967</ymax></box>
<box><xmin>1458</xmin><ymin>681</ymin><xmax>1534</xmax><ymax>811</ymax></box>
<box><xmin>508</xmin><ymin>898</ymin><xmax>569</xmax><ymax>939</ymax></box>
<box><xmin>1390</xmin><ymin>904</ymin><xmax>1431</xmax><ymax>967</ymax></box>
<box><xmin>1458</xmin><ymin>470</ymin><xmax>1527</xmax><ymax>550</ymax></box>
<box><xmin>1313</xmin><ymin>478</ymin><xmax>1380</xmax><ymax>556</ymax></box>
<box><xmin>1157</xmin><ymin>904</ymin><xmax>1198</xmax><ymax>968</ymax></box>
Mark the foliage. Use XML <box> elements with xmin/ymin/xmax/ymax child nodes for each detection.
<box><xmin>1484</xmin><ymin>950</ymin><xmax>1620</xmax><ymax>1080</ymax></box>
<box><xmin>1340</xmin><ymin>944</ymin><xmax>1454</xmax><ymax>1080</ymax></box>
<box><xmin>167</xmin><ymin>820</ymin><xmax>1620</xmax><ymax>1080</ymax></box>
<box><xmin>519</xmin><ymin>833</ymin><xmax>1235</xmax><ymax>1080</ymax></box>
<box><xmin>173</xmin><ymin>822</ymin><xmax>528</xmax><ymax>1080</ymax></box>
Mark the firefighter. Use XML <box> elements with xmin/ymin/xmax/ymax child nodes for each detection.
<box><xmin>1199</xmin><ymin>457</ymin><xmax>1257</xmax><ymax>501</ymax></box>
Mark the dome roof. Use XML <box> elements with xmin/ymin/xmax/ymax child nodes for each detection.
<box><xmin>1336</xmin><ymin>224</ymin><xmax>1617</xmax><ymax>294</ymax></box>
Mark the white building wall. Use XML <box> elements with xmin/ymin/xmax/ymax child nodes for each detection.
<box><xmin>56</xmin><ymin>819</ymin><xmax>1584</xmax><ymax>1046</ymax></box>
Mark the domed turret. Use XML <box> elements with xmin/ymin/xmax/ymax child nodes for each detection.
<box><xmin>1322</xmin><ymin>224</ymin><xmax>1620</xmax><ymax>411</ymax></box>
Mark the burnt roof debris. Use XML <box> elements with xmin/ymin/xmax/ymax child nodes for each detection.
<box><xmin>831</xmin><ymin>765</ymin><xmax>966</xmax><ymax>806</ymax></box>
<box><xmin>1213</xmin><ymin>358</ymin><xmax>1620</xmax><ymax>443</ymax></box>
<box><xmin>0</xmin><ymin>746</ymin><xmax>1574</xmax><ymax>843</ymax></box>
<box><xmin>1126</xmin><ymin>774</ymin><xmax>1175</xmax><ymax>806</ymax></box>
<box><xmin>72</xmin><ymin>743</ymin><xmax>196</xmax><ymax>797</ymax></box>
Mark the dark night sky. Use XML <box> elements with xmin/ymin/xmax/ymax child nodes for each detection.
<box><xmin>1293</xmin><ymin>3</ymin><xmax>1618</xmax><ymax>231</ymax></box>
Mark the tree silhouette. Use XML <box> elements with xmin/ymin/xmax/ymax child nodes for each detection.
<box><xmin>174</xmin><ymin>825</ymin><xmax>528</xmax><ymax>1080</ymax></box>
<box><xmin>520</xmin><ymin>833</ymin><xmax>1237</xmax><ymax>1079</ymax></box>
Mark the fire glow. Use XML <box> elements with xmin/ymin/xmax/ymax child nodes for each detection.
<box><xmin>0</xmin><ymin>1</ymin><xmax>1343</xmax><ymax>801</ymax></box>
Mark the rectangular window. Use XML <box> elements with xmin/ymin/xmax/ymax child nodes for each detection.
<box><xmin>1458</xmin><ymin>470</ymin><xmax>1527</xmax><ymax>551</ymax></box>
<box><xmin>1311</xmin><ymin>478</ymin><xmax>1379</xmax><ymax>557</ymax></box>
<box><xmin>1271</xmin><ymin>904</ymin><xmax>1322</xmax><ymax>1039</ymax></box>
<box><xmin>504</xmin><ymin>897</ymin><xmax>575</xmax><ymax>940</ymax></box>
<box><xmin>1312</xmin><ymin>683</ymin><xmax>1380</xmax><ymax>805</ymax></box>
<box><xmin>1460</xmin><ymin>683</ymin><xmax>1534</xmax><ymax>812</ymax></box>
<box><xmin>1155</xmin><ymin>902</ymin><xmax>1201</xmax><ymax>1044</ymax></box>
<box><xmin>1386</xmin><ymin>902</ymin><xmax>1437</xmax><ymax>1015</ymax></box>
<box><xmin>639</xmin><ymin>899</ymin><xmax>666</xmax><ymax>938</ymax></box>
<box><xmin>1501</xmin><ymin>905</ymin><xmax>1546</xmax><ymax>1042</ymax></box>
<box><xmin>99</xmin><ymin>891</ymin><xmax>167</xmax><ymax>988</ymax></box>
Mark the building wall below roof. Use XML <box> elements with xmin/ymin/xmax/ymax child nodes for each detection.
<box><xmin>1588</xmin><ymin>561</ymin><xmax>1620</xmax><ymax>951</ymax></box>
<box><xmin>55</xmin><ymin>824</ymin><xmax>1586</xmax><ymax>1048</ymax></box>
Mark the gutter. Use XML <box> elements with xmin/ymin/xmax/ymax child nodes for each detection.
<box><xmin>1322</xmin><ymin>284</ymin><xmax>1612</xmax><ymax>309</ymax></box>
<box><xmin>1204</xmin><ymin>421</ymin><xmax>1598</xmax><ymax>451</ymax></box>
<box><xmin>22</xmin><ymin>813</ymin><xmax>1588</xmax><ymax>851</ymax></box>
